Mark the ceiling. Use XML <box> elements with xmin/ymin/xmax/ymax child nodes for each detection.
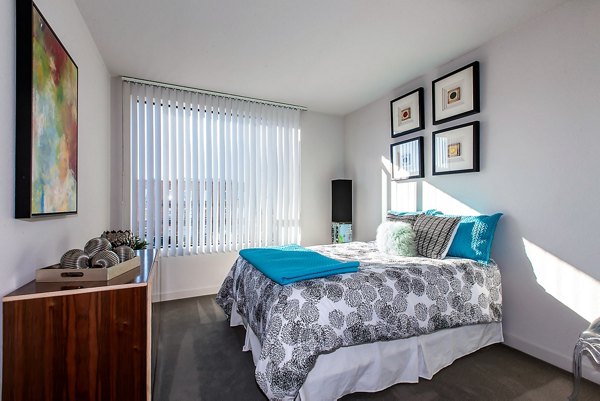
<box><xmin>74</xmin><ymin>0</ymin><xmax>567</xmax><ymax>115</ymax></box>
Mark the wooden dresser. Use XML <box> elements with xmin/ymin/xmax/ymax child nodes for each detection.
<box><xmin>2</xmin><ymin>249</ymin><xmax>160</xmax><ymax>401</ymax></box>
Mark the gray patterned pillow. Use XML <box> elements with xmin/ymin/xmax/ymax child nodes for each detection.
<box><xmin>413</xmin><ymin>214</ymin><xmax>461</xmax><ymax>259</ymax></box>
<box><xmin>386</xmin><ymin>212</ymin><xmax>417</xmax><ymax>226</ymax></box>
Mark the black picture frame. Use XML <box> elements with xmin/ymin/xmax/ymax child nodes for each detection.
<box><xmin>390</xmin><ymin>136</ymin><xmax>424</xmax><ymax>180</ymax></box>
<box><xmin>390</xmin><ymin>87</ymin><xmax>424</xmax><ymax>138</ymax></box>
<box><xmin>432</xmin><ymin>121</ymin><xmax>480</xmax><ymax>175</ymax></box>
<box><xmin>15</xmin><ymin>1</ymin><xmax>79</xmax><ymax>218</ymax></box>
<box><xmin>432</xmin><ymin>61</ymin><xmax>479</xmax><ymax>125</ymax></box>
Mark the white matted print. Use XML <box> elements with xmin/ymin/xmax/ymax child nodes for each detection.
<box><xmin>432</xmin><ymin>62</ymin><xmax>479</xmax><ymax>125</ymax></box>
<box><xmin>391</xmin><ymin>136</ymin><xmax>424</xmax><ymax>180</ymax></box>
<box><xmin>390</xmin><ymin>88</ymin><xmax>424</xmax><ymax>137</ymax></box>
<box><xmin>433</xmin><ymin>122</ymin><xmax>480</xmax><ymax>175</ymax></box>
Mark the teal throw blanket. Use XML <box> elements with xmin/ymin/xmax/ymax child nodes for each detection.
<box><xmin>239</xmin><ymin>244</ymin><xmax>359</xmax><ymax>285</ymax></box>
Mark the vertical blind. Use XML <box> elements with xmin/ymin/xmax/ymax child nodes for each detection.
<box><xmin>123</xmin><ymin>82</ymin><xmax>302</xmax><ymax>256</ymax></box>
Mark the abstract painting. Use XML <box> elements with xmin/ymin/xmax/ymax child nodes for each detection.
<box><xmin>16</xmin><ymin>2</ymin><xmax>78</xmax><ymax>218</ymax></box>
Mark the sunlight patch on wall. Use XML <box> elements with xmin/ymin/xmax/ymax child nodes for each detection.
<box><xmin>381</xmin><ymin>156</ymin><xmax>418</xmax><ymax>217</ymax></box>
<box><xmin>523</xmin><ymin>238</ymin><xmax>600</xmax><ymax>323</ymax></box>
<box><xmin>381</xmin><ymin>156</ymin><xmax>392</xmax><ymax>175</ymax></box>
<box><xmin>391</xmin><ymin>181</ymin><xmax>417</xmax><ymax>212</ymax></box>
<box><xmin>381</xmin><ymin>167</ymin><xmax>388</xmax><ymax>221</ymax></box>
<box><xmin>422</xmin><ymin>182</ymin><xmax>479</xmax><ymax>215</ymax></box>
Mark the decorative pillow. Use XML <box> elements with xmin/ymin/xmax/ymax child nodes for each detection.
<box><xmin>376</xmin><ymin>221</ymin><xmax>417</xmax><ymax>257</ymax></box>
<box><xmin>423</xmin><ymin>209</ymin><xmax>443</xmax><ymax>216</ymax></box>
<box><xmin>387</xmin><ymin>209</ymin><xmax>442</xmax><ymax>217</ymax></box>
<box><xmin>413</xmin><ymin>214</ymin><xmax>461</xmax><ymax>259</ymax></box>
<box><xmin>387</xmin><ymin>210</ymin><xmax>418</xmax><ymax>216</ymax></box>
<box><xmin>447</xmin><ymin>213</ymin><xmax>503</xmax><ymax>264</ymax></box>
<box><xmin>386</xmin><ymin>209</ymin><xmax>442</xmax><ymax>226</ymax></box>
<box><xmin>386</xmin><ymin>212</ymin><xmax>417</xmax><ymax>226</ymax></box>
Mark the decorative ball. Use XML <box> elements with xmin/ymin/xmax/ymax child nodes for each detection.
<box><xmin>84</xmin><ymin>237</ymin><xmax>112</xmax><ymax>258</ymax></box>
<box><xmin>90</xmin><ymin>250</ymin><xmax>120</xmax><ymax>268</ymax></box>
<box><xmin>101</xmin><ymin>230</ymin><xmax>133</xmax><ymax>248</ymax></box>
<box><xmin>60</xmin><ymin>249</ymin><xmax>90</xmax><ymax>269</ymax></box>
<box><xmin>114</xmin><ymin>245</ymin><xmax>135</xmax><ymax>262</ymax></box>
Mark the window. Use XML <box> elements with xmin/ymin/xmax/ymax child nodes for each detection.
<box><xmin>124</xmin><ymin>82</ymin><xmax>301</xmax><ymax>256</ymax></box>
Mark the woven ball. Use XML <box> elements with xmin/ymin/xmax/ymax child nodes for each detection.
<box><xmin>101</xmin><ymin>230</ymin><xmax>133</xmax><ymax>248</ymax></box>
<box><xmin>84</xmin><ymin>237</ymin><xmax>112</xmax><ymax>258</ymax></box>
<box><xmin>114</xmin><ymin>245</ymin><xmax>135</xmax><ymax>262</ymax></box>
<box><xmin>90</xmin><ymin>250</ymin><xmax>120</xmax><ymax>268</ymax></box>
<box><xmin>60</xmin><ymin>249</ymin><xmax>90</xmax><ymax>269</ymax></box>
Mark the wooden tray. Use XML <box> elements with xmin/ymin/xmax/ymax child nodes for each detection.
<box><xmin>36</xmin><ymin>256</ymin><xmax>141</xmax><ymax>282</ymax></box>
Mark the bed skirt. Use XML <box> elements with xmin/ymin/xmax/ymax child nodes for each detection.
<box><xmin>230</xmin><ymin>303</ymin><xmax>503</xmax><ymax>401</ymax></box>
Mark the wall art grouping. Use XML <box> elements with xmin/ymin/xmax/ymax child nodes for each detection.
<box><xmin>390</xmin><ymin>88</ymin><xmax>424</xmax><ymax>138</ymax></box>
<box><xmin>432</xmin><ymin>121</ymin><xmax>480</xmax><ymax>175</ymax></box>
<box><xmin>15</xmin><ymin>1</ymin><xmax>78</xmax><ymax>218</ymax></box>
<box><xmin>389</xmin><ymin>61</ymin><xmax>480</xmax><ymax>180</ymax></box>
<box><xmin>390</xmin><ymin>136</ymin><xmax>424</xmax><ymax>180</ymax></box>
<box><xmin>432</xmin><ymin>61</ymin><xmax>480</xmax><ymax>125</ymax></box>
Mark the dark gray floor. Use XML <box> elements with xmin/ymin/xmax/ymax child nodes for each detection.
<box><xmin>154</xmin><ymin>295</ymin><xmax>600</xmax><ymax>401</ymax></box>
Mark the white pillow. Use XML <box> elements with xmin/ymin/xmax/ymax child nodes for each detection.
<box><xmin>376</xmin><ymin>221</ymin><xmax>417</xmax><ymax>257</ymax></box>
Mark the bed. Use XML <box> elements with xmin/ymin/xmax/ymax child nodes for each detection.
<box><xmin>216</xmin><ymin>241</ymin><xmax>503</xmax><ymax>400</ymax></box>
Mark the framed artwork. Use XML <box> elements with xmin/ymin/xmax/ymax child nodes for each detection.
<box><xmin>432</xmin><ymin>121</ymin><xmax>480</xmax><ymax>175</ymax></box>
<box><xmin>390</xmin><ymin>136</ymin><xmax>424</xmax><ymax>180</ymax></box>
<box><xmin>432</xmin><ymin>61</ymin><xmax>479</xmax><ymax>125</ymax></box>
<box><xmin>390</xmin><ymin>87</ymin><xmax>424</xmax><ymax>137</ymax></box>
<box><xmin>15</xmin><ymin>2</ymin><xmax>78</xmax><ymax>218</ymax></box>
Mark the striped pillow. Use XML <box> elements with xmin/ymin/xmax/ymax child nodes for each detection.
<box><xmin>413</xmin><ymin>214</ymin><xmax>461</xmax><ymax>259</ymax></box>
<box><xmin>386</xmin><ymin>212</ymin><xmax>417</xmax><ymax>226</ymax></box>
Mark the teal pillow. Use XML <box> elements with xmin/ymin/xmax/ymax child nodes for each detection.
<box><xmin>387</xmin><ymin>210</ymin><xmax>419</xmax><ymax>217</ymax></box>
<box><xmin>446</xmin><ymin>213</ymin><xmax>503</xmax><ymax>264</ymax></box>
<box><xmin>387</xmin><ymin>209</ymin><xmax>442</xmax><ymax>217</ymax></box>
<box><xmin>423</xmin><ymin>209</ymin><xmax>443</xmax><ymax>216</ymax></box>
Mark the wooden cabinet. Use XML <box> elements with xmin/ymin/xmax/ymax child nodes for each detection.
<box><xmin>2</xmin><ymin>250</ymin><xmax>160</xmax><ymax>401</ymax></box>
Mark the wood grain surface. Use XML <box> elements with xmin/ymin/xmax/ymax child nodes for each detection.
<box><xmin>3</xmin><ymin>284</ymin><xmax>148</xmax><ymax>401</ymax></box>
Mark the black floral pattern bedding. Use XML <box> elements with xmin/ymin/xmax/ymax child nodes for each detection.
<box><xmin>216</xmin><ymin>241</ymin><xmax>502</xmax><ymax>400</ymax></box>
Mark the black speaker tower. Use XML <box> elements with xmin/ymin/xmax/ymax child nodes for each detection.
<box><xmin>332</xmin><ymin>179</ymin><xmax>352</xmax><ymax>223</ymax></box>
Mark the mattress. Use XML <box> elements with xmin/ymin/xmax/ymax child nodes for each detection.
<box><xmin>216</xmin><ymin>241</ymin><xmax>503</xmax><ymax>400</ymax></box>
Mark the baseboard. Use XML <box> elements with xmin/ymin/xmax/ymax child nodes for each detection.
<box><xmin>159</xmin><ymin>286</ymin><xmax>220</xmax><ymax>302</ymax></box>
<box><xmin>503</xmin><ymin>330</ymin><xmax>600</xmax><ymax>385</ymax></box>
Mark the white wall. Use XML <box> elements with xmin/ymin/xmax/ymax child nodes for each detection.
<box><xmin>108</xmin><ymin>108</ymin><xmax>345</xmax><ymax>300</ymax></box>
<box><xmin>344</xmin><ymin>0</ymin><xmax>600</xmax><ymax>383</ymax></box>
<box><xmin>300</xmin><ymin>111</ymin><xmax>346</xmax><ymax>246</ymax></box>
<box><xmin>0</xmin><ymin>0</ymin><xmax>111</xmax><ymax>383</ymax></box>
